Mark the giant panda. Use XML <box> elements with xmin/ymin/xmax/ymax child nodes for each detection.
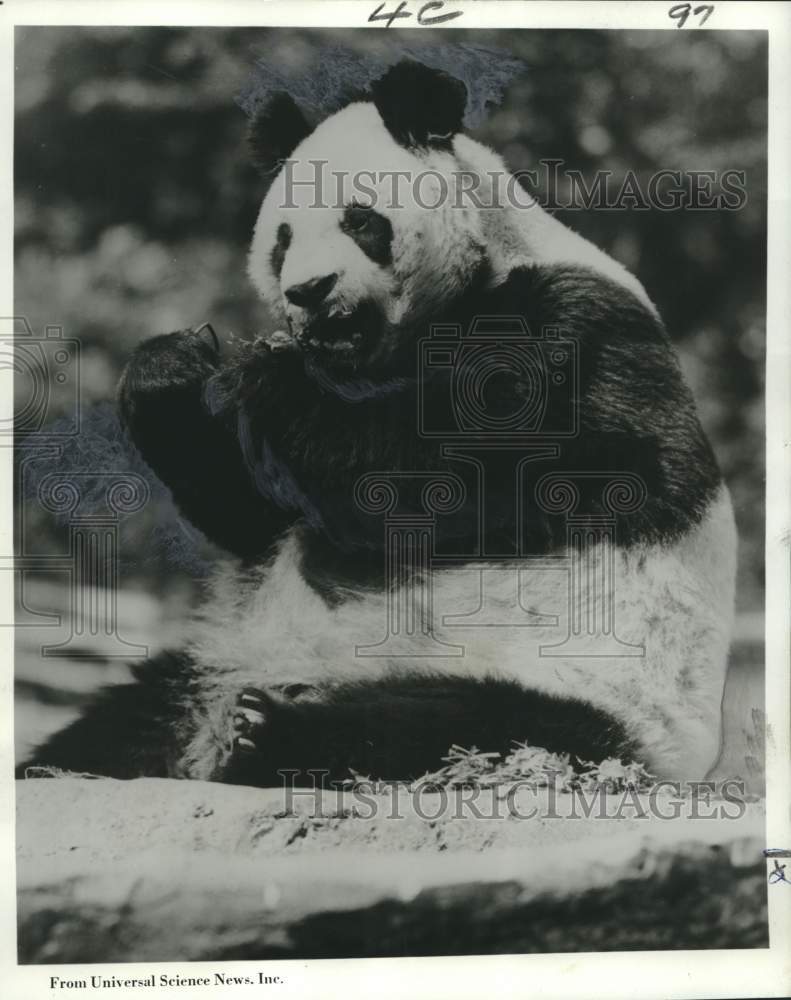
<box><xmin>20</xmin><ymin>60</ymin><xmax>736</xmax><ymax>787</ymax></box>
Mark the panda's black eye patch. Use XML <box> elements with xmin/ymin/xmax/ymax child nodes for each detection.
<box><xmin>270</xmin><ymin>222</ymin><xmax>292</xmax><ymax>278</ymax></box>
<box><xmin>341</xmin><ymin>204</ymin><xmax>393</xmax><ymax>267</ymax></box>
<box><xmin>344</xmin><ymin>204</ymin><xmax>372</xmax><ymax>232</ymax></box>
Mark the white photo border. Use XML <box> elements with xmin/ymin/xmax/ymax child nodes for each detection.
<box><xmin>0</xmin><ymin>3</ymin><xmax>788</xmax><ymax>998</ymax></box>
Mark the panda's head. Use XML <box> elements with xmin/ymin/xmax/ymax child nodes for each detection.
<box><xmin>247</xmin><ymin>60</ymin><xmax>490</xmax><ymax>379</ymax></box>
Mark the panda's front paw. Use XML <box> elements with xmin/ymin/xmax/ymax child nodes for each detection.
<box><xmin>162</xmin><ymin>324</ymin><xmax>221</xmax><ymax>371</ymax></box>
<box><xmin>121</xmin><ymin>325</ymin><xmax>222</xmax><ymax>400</ymax></box>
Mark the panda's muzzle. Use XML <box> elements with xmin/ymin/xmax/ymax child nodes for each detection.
<box><xmin>294</xmin><ymin>302</ymin><xmax>379</xmax><ymax>362</ymax></box>
<box><xmin>284</xmin><ymin>273</ymin><xmax>338</xmax><ymax>310</ymax></box>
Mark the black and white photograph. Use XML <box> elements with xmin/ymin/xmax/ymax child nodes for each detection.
<box><xmin>4</xmin><ymin>2</ymin><xmax>790</xmax><ymax>997</ymax></box>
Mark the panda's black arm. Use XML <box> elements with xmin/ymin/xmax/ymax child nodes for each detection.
<box><xmin>16</xmin><ymin>651</ymin><xmax>196</xmax><ymax>779</ymax></box>
<box><xmin>118</xmin><ymin>328</ymin><xmax>296</xmax><ymax>559</ymax></box>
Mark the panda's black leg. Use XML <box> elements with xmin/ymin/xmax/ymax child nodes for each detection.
<box><xmin>221</xmin><ymin>674</ymin><xmax>639</xmax><ymax>788</ymax></box>
<box><xmin>17</xmin><ymin>651</ymin><xmax>196</xmax><ymax>780</ymax></box>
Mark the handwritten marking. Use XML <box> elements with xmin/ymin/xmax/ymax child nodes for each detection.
<box><xmin>768</xmin><ymin>860</ymin><xmax>790</xmax><ymax>886</ymax></box>
<box><xmin>668</xmin><ymin>4</ymin><xmax>715</xmax><ymax>28</ymax></box>
<box><xmin>368</xmin><ymin>1</ymin><xmax>463</xmax><ymax>28</ymax></box>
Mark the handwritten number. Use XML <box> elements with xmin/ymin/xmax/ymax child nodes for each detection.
<box><xmin>372</xmin><ymin>1</ymin><xmax>709</xmax><ymax>29</ymax></box>
<box><xmin>694</xmin><ymin>5</ymin><xmax>715</xmax><ymax>25</ymax></box>
<box><xmin>368</xmin><ymin>2</ymin><xmax>411</xmax><ymax>27</ymax></box>
<box><xmin>669</xmin><ymin>3</ymin><xmax>714</xmax><ymax>28</ymax></box>
<box><xmin>418</xmin><ymin>2</ymin><xmax>463</xmax><ymax>25</ymax></box>
<box><xmin>369</xmin><ymin>1</ymin><xmax>463</xmax><ymax>27</ymax></box>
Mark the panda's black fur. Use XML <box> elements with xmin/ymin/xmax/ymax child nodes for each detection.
<box><xmin>19</xmin><ymin>60</ymin><xmax>733</xmax><ymax>786</ymax></box>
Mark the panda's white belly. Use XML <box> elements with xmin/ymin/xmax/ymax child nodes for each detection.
<box><xmin>190</xmin><ymin>486</ymin><xmax>736</xmax><ymax>779</ymax></box>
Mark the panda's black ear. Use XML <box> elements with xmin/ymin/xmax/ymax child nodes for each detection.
<box><xmin>370</xmin><ymin>59</ymin><xmax>467</xmax><ymax>149</ymax></box>
<box><xmin>247</xmin><ymin>92</ymin><xmax>312</xmax><ymax>174</ymax></box>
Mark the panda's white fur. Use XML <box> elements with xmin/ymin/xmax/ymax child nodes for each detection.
<box><xmin>248</xmin><ymin>104</ymin><xmax>653</xmax><ymax>334</ymax></box>
<box><xmin>185</xmin><ymin>98</ymin><xmax>738</xmax><ymax>781</ymax></box>
<box><xmin>187</xmin><ymin>487</ymin><xmax>735</xmax><ymax>780</ymax></box>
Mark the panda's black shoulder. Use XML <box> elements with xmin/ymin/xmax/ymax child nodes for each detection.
<box><xmin>481</xmin><ymin>262</ymin><xmax>663</xmax><ymax>343</ymax></box>
<box><xmin>478</xmin><ymin>262</ymin><xmax>694</xmax><ymax>413</ymax></box>
<box><xmin>473</xmin><ymin>261</ymin><xmax>723</xmax><ymax>538</ymax></box>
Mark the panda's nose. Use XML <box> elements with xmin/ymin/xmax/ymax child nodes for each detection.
<box><xmin>284</xmin><ymin>273</ymin><xmax>338</xmax><ymax>309</ymax></box>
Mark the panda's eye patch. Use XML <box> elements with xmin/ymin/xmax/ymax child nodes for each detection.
<box><xmin>341</xmin><ymin>204</ymin><xmax>393</xmax><ymax>267</ymax></box>
<box><xmin>270</xmin><ymin>222</ymin><xmax>292</xmax><ymax>278</ymax></box>
<box><xmin>343</xmin><ymin>204</ymin><xmax>372</xmax><ymax>232</ymax></box>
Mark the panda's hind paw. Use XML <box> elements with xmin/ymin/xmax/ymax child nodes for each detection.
<box><xmin>225</xmin><ymin>683</ymin><xmax>329</xmax><ymax>784</ymax></box>
<box><xmin>231</xmin><ymin>687</ymin><xmax>272</xmax><ymax>756</ymax></box>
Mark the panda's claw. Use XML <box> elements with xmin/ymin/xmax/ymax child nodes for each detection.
<box><xmin>234</xmin><ymin>736</ymin><xmax>258</xmax><ymax>755</ymax></box>
<box><xmin>239</xmin><ymin>687</ymin><xmax>268</xmax><ymax>711</ymax></box>
<box><xmin>233</xmin><ymin>708</ymin><xmax>261</xmax><ymax>732</ymax></box>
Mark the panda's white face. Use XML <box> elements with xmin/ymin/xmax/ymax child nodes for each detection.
<box><xmin>248</xmin><ymin>102</ymin><xmax>486</xmax><ymax>377</ymax></box>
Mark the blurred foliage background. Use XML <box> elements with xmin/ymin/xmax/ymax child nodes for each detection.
<box><xmin>14</xmin><ymin>27</ymin><xmax>766</xmax><ymax>612</ymax></box>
